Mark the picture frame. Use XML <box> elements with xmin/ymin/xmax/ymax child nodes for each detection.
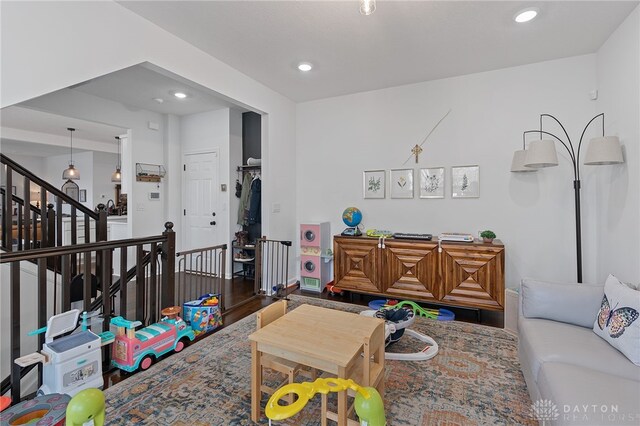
<box><xmin>363</xmin><ymin>170</ymin><xmax>385</xmax><ymax>199</ymax></box>
<box><xmin>79</xmin><ymin>189</ymin><xmax>87</xmax><ymax>203</ymax></box>
<box><xmin>390</xmin><ymin>169</ymin><xmax>414</xmax><ymax>199</ymax></box>
<box><xmin>451</xmin><ymin>165</ymin><xmax>480</xmax><ymax>198</ymax></box>
<box><xmin>419</xmin><ymin>167</ymin><xmax>445</xmax><ymax>199</ymax></box>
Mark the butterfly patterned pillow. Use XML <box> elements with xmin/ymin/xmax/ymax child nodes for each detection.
<box><xmin>593</xmin><ymin>274</ymin><xmax>640</xmax><ymax>365</ymax></box>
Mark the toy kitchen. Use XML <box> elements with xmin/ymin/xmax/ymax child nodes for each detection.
<box><xmin>15</xmin><ymin>309</ymin><xmax>114</xmax><ymax>397</ymax></box>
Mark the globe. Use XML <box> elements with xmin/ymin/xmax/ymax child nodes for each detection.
<box><xmin>342</xmin><ymin>207</ymin><xmax>362</xmax><ymax>227</ymax></box>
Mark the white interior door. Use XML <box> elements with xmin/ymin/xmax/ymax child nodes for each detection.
<box><xmin>183</xmin><ymin>151</ymin><xmax>220</xmax><ymax>250</ymax></box>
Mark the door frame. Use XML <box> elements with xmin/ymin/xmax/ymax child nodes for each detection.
<box><xmin>181</xmin><ymin>148</ymin><xmax>220</xmax><ymax>251</ymax></box>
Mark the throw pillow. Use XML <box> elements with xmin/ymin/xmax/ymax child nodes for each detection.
<box><xmin>592</xmin><ymin>274</ymin><xmax>640</xmax><ymax>366</ymax></box>
<box><xmin>521</xmin><ymin>279</ymin><xmax>604</xmax><ymax>328</ymax></box>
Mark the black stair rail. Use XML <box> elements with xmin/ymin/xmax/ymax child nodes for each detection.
<box><xmin>1</xmin><ymin>154</ymin><xmax>107</xmax><ymax>256</ymax></box>
<box><xmin>0</xmin><ymin>222</ymin><xmax>176</xmax><ymax>403</ymax></box>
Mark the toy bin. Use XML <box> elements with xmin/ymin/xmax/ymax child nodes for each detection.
<box><xmin>182</xmin><ymin>294</ymin><xmax>223</xmax><ymax>336</ymax></box>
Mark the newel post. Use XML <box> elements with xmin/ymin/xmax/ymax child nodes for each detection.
<box><xmin>96</xmin><ymin>203</ymin><xmax>107</xmax><ymax>242</ymax></box>
<box><xmin>161</xmin><ymin>222</ymin><xmax>176</xmax><ymax>308</ymax></box>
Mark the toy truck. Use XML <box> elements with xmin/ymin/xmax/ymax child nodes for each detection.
<box><xmin>110</xmin><ymin>307</ymin><xmax>195</xmax><ymax>372</ymax></box>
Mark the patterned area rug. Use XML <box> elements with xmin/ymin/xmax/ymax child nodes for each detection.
<box><xmin>104</xmin><ymin>295</ymin><xmax>534</xmax><ymax>425</ymax></box>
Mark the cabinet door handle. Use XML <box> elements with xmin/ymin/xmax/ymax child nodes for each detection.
<box><xmin>210</xmin><ymin>221</ymin><xmax>216</xmax><ymax>225</ymax></box>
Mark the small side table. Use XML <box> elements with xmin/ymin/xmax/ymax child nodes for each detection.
<box><xmin>504</xmin><ymin>288</ymin><xmax>519</xmax><ymax>336</ymax></box>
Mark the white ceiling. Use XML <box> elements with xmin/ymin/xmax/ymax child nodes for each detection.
<box><xmin>1</xmin><ymin>106</ymin><xmax>126</xmax><ymax>143</ymax></box>
<box><xmin>118</xmin><ymin>0</ymin><xmax>638</xmax><ymax>102</ymax></box>
<box><xmin>0</xmin><ymin>106</ymin><xmax>126</xmax><ymax>156</ymax></box>
<box><xmin>71</xmin><ymin>65</ymin><xmax>239</xmax><ymax>116</ymax></box>
<box><xmin>1</xmin><ymin>139</ymin><xmax>89</xmax><ymax>158</ymax></box>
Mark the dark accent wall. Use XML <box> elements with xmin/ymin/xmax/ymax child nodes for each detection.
<box><xmin>242</xmin><ymin>112</ymin><xmax>261</xmax><ymax>164</ymax></box>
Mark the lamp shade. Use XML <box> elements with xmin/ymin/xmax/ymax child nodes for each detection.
<box><xmin>524</xmin><ymin>139</ymin><xmax>558</xmax><ymax>168</ymax></box>
<box><xmin>111</xmin><ymin>168</ymin><xmax>121</xmax><ymax>183</ymax></box>
<box><xmin>511</xmin><ymin>150</ymin><xmax>537</xmax><ymax>172</ymax></box>
<box><xmin>62</xmin><ymin>164</ymin><xmax>80</xmax><ymax>180</ymax></box>
<box><xmin>584</xmin><ymin>136</ymin><xmax>623</xmax><ymax>165</ymax></box>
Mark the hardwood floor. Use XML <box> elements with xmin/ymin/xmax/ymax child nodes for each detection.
<box><xmin>103</xmin><ymin>278</ymin><xmax>503</xmax><ymax>389</ymax></box>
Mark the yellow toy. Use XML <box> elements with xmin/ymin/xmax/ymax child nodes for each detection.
<box><xmin>266</xmin><ymin>377</ymin><xmax>386</xmax><ymax>425</ymax></box>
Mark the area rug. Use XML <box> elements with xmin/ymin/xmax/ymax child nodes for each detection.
<box><xmin>103</xmin><ymin>295</ymin><xmax>534</xmax><ymax>425</ymax></box>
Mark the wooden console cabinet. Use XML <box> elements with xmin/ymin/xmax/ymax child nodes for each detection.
<box><xmin>333</xmin><ymin>236</ymin><xmax>505</xmax><ymax>311</ymax></box>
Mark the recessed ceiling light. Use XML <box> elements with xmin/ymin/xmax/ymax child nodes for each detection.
<box><xmin>153</xmin><ymin>97</ymin><xmax>164</xmax><ymax>103</ymax></box>
<box><xmin>174</xmin><ymin>92</ymin><xmax>187</xmax><ymax>99</ymax></box>
<box><xmin>298</xmin><ymin>62</ymin><xmax>313</xmax><ymax>72</ymax></box>
<box><xmin>514</xmin><ymin>7</ymin><xmax>539</xmax><ymax>23</ymax></box>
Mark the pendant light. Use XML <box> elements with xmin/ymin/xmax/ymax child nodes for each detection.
<box><xmin>62</xmin><ymin>127</ymin><xmax>80</xmax><ymax>180</ymax></box>
<box><xmin>360</xmin><ymin>0</ymin><xmax>376</xmax><ymax>15</ymax></box>
<box><xmin>111</xmin><ymin>136</ymin><xmax>122</xmax><ymax>182</ymax></box>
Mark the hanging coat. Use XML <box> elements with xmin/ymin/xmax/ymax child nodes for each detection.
<box><xmin>237</xmin><ymin>174</ymin><xmax>252</xmax><ymax>225</ymax></box>
<box><xmin>248</xmin><ymin>177</ymin><xmax>261</xmax><ymax>225</ymax></box>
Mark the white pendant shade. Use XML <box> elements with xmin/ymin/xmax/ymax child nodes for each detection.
<box><xmin>511</xmin><ymin>150</ymin><xmax>537</xmax><ymax>172</ymax></box>
<box><xmin>524</xmin><ymin>139</ymin><xmax>558</xmax><ymax>168</ymax></box>
<box><xmin>360</xmin><ymin>0</ymin><xmax>376</xmax><ymax>15</ymax></box>
<box><xmin>584</xmin><ymin>136</ymin><xmax>624</xmax><ymax>165</ymax></box>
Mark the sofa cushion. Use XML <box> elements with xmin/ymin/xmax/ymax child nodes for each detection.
<box><xmin>593</xmin><ymin>274</ymin><xmax>640</xmax><ymax>366</ymax></box>
<box><xmin>521</xmin><ymin>279</ymin><xmax>603</xmax><ymax>328</ymax></box>
<box><xmin>519</xmin><ymin>317</ymin><xmax>640</xmax><ymax>382</ymax></box>
<box><xmin>537</xmin><ymin>362</ymin><xmax>640</xmax><ymax>425</ymax></box>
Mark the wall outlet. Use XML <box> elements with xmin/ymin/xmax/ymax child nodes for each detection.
<box><xmin>272</xmin><ymin>203</ymin><xmax>281</xmax><ymax>213</ymax></box>
<box><xmin>136</xmin><ymin>203</ymin><xmax>145</xmax><ymax>211</ymax></box>
<box><xmin>148</xmin><ymin>121</ymin><xmax>159</xmax><ymax>130</ymax></box>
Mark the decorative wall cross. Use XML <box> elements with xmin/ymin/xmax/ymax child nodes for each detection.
<box><xmin>402</xmin><ymin>109</ymin><xmax>452</xmax><ymax>165</ymax></box>
<box><xmin>411</xmin><ymin>144</ymin><xmax>423</xmax><ymax>163</ymax></box>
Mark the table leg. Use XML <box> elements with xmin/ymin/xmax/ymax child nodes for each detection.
<box><xmin>251</xmin><ymin>341</ymin><xmax>261</xmax><ymax>422</ymax></box>
<box><xmin>337</xmin><ymin>366</ymin><xmax>347</xmax><ymax>426</ymax></box>
<box><xmin>321</xmin><ymin>393</ymin><xmax>328</xmax><ymax>426</ymax></box>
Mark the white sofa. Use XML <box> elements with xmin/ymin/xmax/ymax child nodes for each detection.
<box><xmin>518</xmin><ymin>279</ymin><xmax>640</xmax><ymax>425</ymax></box>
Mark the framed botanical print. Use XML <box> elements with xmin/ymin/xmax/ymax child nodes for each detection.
<box><xmin>390</xmin><ymin>169</ymin><xmax>414</xmax><ymax>199</ymax></box>
<box><xmin>419</xmin><ymin>167</ymin><xmax>445</xmax><ymax>199</ymax></box>
<box><xmin>363</xmin><ymin>170</ymin><xmax>385</xmax><ymax>199</ymax></box>
<box><xmin>452</xmin><ymin>165</ymin><xmax>480</xmax><ymax>198</ymax></box>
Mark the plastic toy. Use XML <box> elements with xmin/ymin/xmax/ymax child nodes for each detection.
<box><xmin>65</xmin><ymin>388</ymin><xmax>105</xmax><ymax>426</ymax></box>
<box><xmin>0</xmin><ymin>396</ymin><xmax>11</xmax><ymax>412</ymax></box>
<box><xmin>392</xmin><ymin>300</ymin><xmax>455</xmax><ymax>321</ymax></box>
<box><xmin>360</xmin><ymin>303</ymin><xmax>443</xmax><ymax>361</ymax></box>
<box><xmin>183</xmin><ymin>294</ymin><xmax>223</xmax><ymax>336</ymax></box>
<box><xmin>0</xmin><ymin>393</ymin><xmax>70</xmax><ymax>425</ymax></box>
<box><xmin>110</xmin><ymin>306</ymin><xmax>195</xmax><ymax>372</ymax></box>
<box><xmin>266</xmin><ymin>378</ymin><xmax>385</xmax><ymax>426</ymax></box>
<box><xmin>326</xmin><ymin>282</ymin><xmax>344</xmax><ymax>296</ymax></box>
<box><xmin>14</xmin><ymin>309</ymin><xmax>114</xmax><ymax>397</ymax></box>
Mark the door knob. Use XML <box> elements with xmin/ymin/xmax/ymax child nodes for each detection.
<box><xmin>210</xmin><ymin>221</ymin><xmax>216</xmax><ymax>225</ymax></box>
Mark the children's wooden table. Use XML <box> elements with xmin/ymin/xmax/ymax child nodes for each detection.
<box><xmin>248</xmin><ymin>304</ymin><xmax>385</xmax><ymax>425</ymax></box>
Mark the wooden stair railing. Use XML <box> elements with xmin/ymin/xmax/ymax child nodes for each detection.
<box><xmin>0</xmin><ymin>222</ymin><xmax>176</xmax><ymax>403</ymax></box>
<box><xmin>1</xmin><ymin>153</ymin><xmax>107</xmax><ymax>259</ymax></box>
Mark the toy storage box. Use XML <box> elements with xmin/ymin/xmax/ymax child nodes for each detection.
<box><xmin>182</xmin><ymin>295</ymin><xmax>223</xmax><ymax>336</ymax></box>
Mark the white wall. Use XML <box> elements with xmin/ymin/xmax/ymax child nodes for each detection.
<box><xmin>297</xmin><ymin>55</ymin><xmax>604</xmax><ymax>287</ymax></box>
<box><xmin>595</xmin><ymin>5</ymin><xmax>640</xmax><ymax>284</ymax></box>
<box><xmin>22</xmin><ymin>89</ymin><xmax>167</xmax><ymax>238</ymax></box>
<box><xmin>92</xmin><ymin>151</ymin><xmax>120</xmax><ymax>209</ymax></box>
<box><xmin>1</xmin><ymin>0</ymin><xmax>297</xmax><ymax>248</ymax></box>
<box><xmin>4</xmin><ymin>154</ymin><xmax>44</xmax><ymax>203</ymax></box>
<box><xmin>43</xmin><ymin>151</ymin><xmax>94</xmax><ymax>215</ymax></box>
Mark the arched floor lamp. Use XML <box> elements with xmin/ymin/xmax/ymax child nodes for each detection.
<box><xmin>511</xmin><ymin>113</ymin><xmax>624</xmax><ymax>283</ymax></box>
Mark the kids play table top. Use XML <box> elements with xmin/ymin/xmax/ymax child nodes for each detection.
<box><xmin>249</xmin><ymin>304</ymin><xmax>385</xmax><ymax>425</ymax></box>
